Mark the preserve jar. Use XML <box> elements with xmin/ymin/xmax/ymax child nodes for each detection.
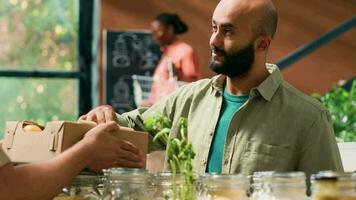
<box><xmin>250</xmin><ymin>171</ymin><xmax>274</xmax><ymax>200</ymax></box>
<box><xmin>150</xmin><ymin>172</ymin><xmax>196</xmax><ymax>200</ymax></box>
<box><xmin>337</xmin><ymin>172</ymin><xmax>356</xmax><ymax>200</ymax></box>
<box><xmin>53</xmin><ymin>173</ymin><xmax>101</xmax><ymax>200</ymax></box>
<box><xmin>269</xmin><ymin>172</ymin><xmax>307</xmax><ymax>200</ymax></box>
<box><xmin>311</xmin><ymin>171</ymin><xmax>339</xmax><ymax>200</ymax></box>
<box><xmin>101</xmin><ymin>168</ymin><xmax>151</xmax><ymax>200</ymax></box>
<box><xmin>198</xmin><ymin>173</ymin><xmax>249</xmax><ymax>200</ymax></box>
<box><xmin>312</xmin><ymin>171</ymin><xmax>356</xmax><ymax>200</ymax></box>
<box><xmin>250</xmin><ymin>171</ymin><xmax>307</xmax><ymax>200</ymax></box>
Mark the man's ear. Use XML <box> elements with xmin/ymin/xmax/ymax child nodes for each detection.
<box><xmin>255</xmin><ymin>36</ymin><xmax>272</xmax><ymax>51</ymax></box>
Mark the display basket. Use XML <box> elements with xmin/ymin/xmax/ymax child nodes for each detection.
<box><xmin>132</xmin><ymin>75</ymin><xmax>186</xmax><ymax>106</ymax></box>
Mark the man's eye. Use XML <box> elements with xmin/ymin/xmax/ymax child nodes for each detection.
<box><xmin>212</xmin><ymin>26</ymin><xmax>217</xmax><ymax>32</ymax></box>
<box><xmin>223</xmin><ymin>29</ymin><xmax>233</xmax><ymax>36</ymax></box>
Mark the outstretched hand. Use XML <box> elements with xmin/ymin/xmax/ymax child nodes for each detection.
<box><xmin>79</xmin><ymin>105</ymin><xmax>117</xmax><ymax>124</ymax></box>
<box><xmin>82</xmin><ymin>121</ymin><xmax>145</xmax><ymax>171</ymax></box>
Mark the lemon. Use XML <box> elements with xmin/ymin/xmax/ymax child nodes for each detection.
<box><xmin>23</xmin><ymin>124</ymin><xmax>42</xmax><ymax>132</ymax></box>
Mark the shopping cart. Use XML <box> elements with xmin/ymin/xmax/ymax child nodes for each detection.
<box><xmin>132</xmin><ymin>74</ymin><xmax>186</xmax><ymax>106</ymax></box>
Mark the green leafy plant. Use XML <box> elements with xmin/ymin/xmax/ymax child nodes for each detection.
<box><xmin>312</xmin><ymin>80</ymin><xmax>356</xmax><ymax>142</ymax></box>
<box><xmin>144</xmin><ymin>114</ymin><xmax>196</xmax><ymax>200</ymax></box>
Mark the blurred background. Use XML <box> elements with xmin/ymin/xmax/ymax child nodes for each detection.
<box><xmin>0</xmin><ymin>0</ymin><xmax>355</xmax><ymax>138</ymax></box>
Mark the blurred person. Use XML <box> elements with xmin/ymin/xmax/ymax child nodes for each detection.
<box><xmin>0</xmin><ymin>121</ymin><xmax>144</xmax><ymax>200</ymax></box>
<box><xmin>140</xmin><ymin>12</ymin><xmax>200</xmax><ymax>107</ymax></box>
<box><xmin>81</xmin><ymin>0</ymin><xmax>343</xmax><ymax>179</ymax></box>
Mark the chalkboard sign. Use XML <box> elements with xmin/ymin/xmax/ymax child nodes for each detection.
<box><xmin>103</xmin><ymin>30</ymin><xmax>161</xmax><ymax>113</ymax></box>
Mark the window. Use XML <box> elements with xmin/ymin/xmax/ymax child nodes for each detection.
<box><xmin>0</xmin><ymin>0</ymin><xmax>78</xmax><ymax>70</ymax></box>
<box><xmin>0</xmin><ymin>0</ymin><xmax>91</xmax><ymax>138</ymax></box>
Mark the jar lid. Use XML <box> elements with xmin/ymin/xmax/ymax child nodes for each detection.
<box><xmin>70</xmin><ymin>173</ymin><xmax>100</xmax><ymax>187</ymax></box>
<box><xmin>321</xmin><ymin>172</ymin><xmax>356</xmax><ymax>183</ymax></box>
<box><xmin>271</xmin><ymin>172</ymin><xmax>305</xmax><ymax>178</ymax></box>
<box><xmin>153</xmin><ymin>171</ymin><xmax>181</xmax><ymax>178</ymax></box>
<box><xmin>252</xmin><ymin>171</ymin><xmax>274</xmax><ymax>182</ymax></box>
<box><xmin>103</xmin><ymin>167</ymin><xmax>147</xmax><ymax>174</ymax></box>
<box><xmin>252</xmin><ymin>171</ymin><xmax>274</xmax><ymax>177</ymax></box>
<box><xmin>199</xmin><ymin>173</ymin><xmax>248</xmax><ymax>187</ymax></box>
<box><xmin>150</xmin><ymin>172</ymin><xmax>184</xmax><ymax>186</ymax></box>
<box><xmin>311</xmin><ymin>171</ymin><xmax>339</xmax><ymax>181</ymax></box>
<box><xmin>269</xmin><ymin>172</ymin><xmax>306</xmax><ymax>188</ymax></box>
<box><xmin>103</xmin><ymin>168</ymin><xmax>148</xmax><ymax>181</ymax></box>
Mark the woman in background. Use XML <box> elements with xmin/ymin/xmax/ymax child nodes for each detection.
<box><xmin>140</xmin><ymin>12</ymin><xmax>200</xmax><ymax>107</ymax></box>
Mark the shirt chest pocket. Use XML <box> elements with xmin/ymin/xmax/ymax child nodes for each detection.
<box><xmin>240</xmin><ymin>141</ymin><xmax>294</xmax><ymax>174</ymax></box>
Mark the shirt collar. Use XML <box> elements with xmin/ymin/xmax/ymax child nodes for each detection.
<box><xmin>254</xmin><ymin>63</ymin><xmax>283</xmax><ymax>101</ymax></box>
<box><xmin>212</xmin><ymin>74</ymin><xmax>225</xmax><ymax>93</ymax></box>
<box><xmin>211</xmin><ymin>63</ymin><xmax>283</xmax><ymax>101</ymax></box>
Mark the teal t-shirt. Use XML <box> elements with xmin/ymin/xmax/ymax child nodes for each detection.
<box><xmin>206</xmin><ymin>86</ymin><xmax>249</xmax><ymax>173</ymax></box>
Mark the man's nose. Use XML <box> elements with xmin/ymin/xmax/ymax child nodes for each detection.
<box><xmin>210</xmin><ymin>32</ymin><xmax>223</xmax><ymax>49</ymax></box>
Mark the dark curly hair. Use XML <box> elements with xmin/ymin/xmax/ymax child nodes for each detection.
<box><xmin>155</xmin><ymin>13</ymin><xmax>189</xmax><ymax>34</ymax></box>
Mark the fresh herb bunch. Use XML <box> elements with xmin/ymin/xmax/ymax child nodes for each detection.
<box><xmin>312</xmin><ymin>80</ymin><xmax>356</xmax><ymax>142</ymax></box>
<box><xmin>144</xmin><ymin>114</ymin><xmax>196</xmax><ymax>200</ymax></box>
<box><xmin>144</xmin><ymin>113</ymin><xmax>172</xmax><ymax>145</ymax></box>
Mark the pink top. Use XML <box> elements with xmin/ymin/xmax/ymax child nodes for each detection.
<box><xmin>141</xmin><ymin>40</ymin><xmax>199</xmax><ymax>106</ymax></box>
<box><xmin>153</xmin><ymin>39</ymin><xmax>199</xmax><ymax>82</ymax></box>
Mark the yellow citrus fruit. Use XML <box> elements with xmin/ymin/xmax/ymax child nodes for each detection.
<box><xmin>23</xmin><ymin>124</ymin><xmax>42</xmax><ymax>132</ymax></box>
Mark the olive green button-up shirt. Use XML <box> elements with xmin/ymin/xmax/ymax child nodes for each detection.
<box><xmin>118</xmin><ymin>64</ymin><xmax>343</xmax><ymax>177</ymax></box>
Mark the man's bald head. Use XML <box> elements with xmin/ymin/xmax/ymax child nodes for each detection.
<box><xmin>209</xmin><ymin>0</ymin><xmax>278</xmax><ymax>78</ymax></box>
<box><xmin>214</xmin><ymin>0</ymin><xmax>278</xmax><ymax>38</ymax></box>
<box><xmin>253</xmin><ymin>0</ymin><xmax>278</xmax><ymax>38</ymax></box>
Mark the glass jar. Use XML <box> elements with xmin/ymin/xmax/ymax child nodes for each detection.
<box><xmin>150</xmin><ymin>172</ymin><xmax>196</xmax><ymax>200</ymax></box>
<box><xmin>250</xmin><ymin>171</ymin><xmax>274</xmax><ymax>200</ymax></box>
<box><xmin>53</xmin><ymin>173</ymin><xmax>101</xmax><ymax>200</ymax></box>
<box><xmin>337</xmin><ymin>172</ymin><xmax>356</xmax><ymax>200</ymax></box>
<box><xmin>198</xmin><ymin>173</ymin><xmax>249</xmax><ymax>200</ymax></box>
<box><xmin>312</xmin><ymin>171</ymin><xmax>356</xmax><ymax>200</ymax></box>
<box><xmin>311</xmin><ymin>171</ymin><xmax>339</xmax><ymax>200</ymax></box>
<box><xmin>102</xmin><ymin>168</ymin><xmax>151</xmax><ymax>200</ymax></box>
<box><xmin>269</xmin><ymin>172</ymin><xmax>307</xmax><ymax>200</ymax></box>
<box><xmin>250</xmin><ymin>171</ymin><xmax>306</xmax><ymax>200</ymax></box>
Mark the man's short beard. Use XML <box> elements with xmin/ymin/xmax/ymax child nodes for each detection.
<box><xmin>209</xmin><ymin>43</ymin><xmax>255</xmax><ymax>78</ymax></box>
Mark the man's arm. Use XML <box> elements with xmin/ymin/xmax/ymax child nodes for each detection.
<box><xmin>297</xmin><ymin>110</ymin><xmax>344</xmax><ymax>177</ymax></box>
<box><xmin>79</xmin><ymin>105</ymin><xmax>149</xmax><ymax>129</ymax></box>
<box><xmin>0</xmin><ymin>121</ymin><xmax>144</xmax><ymax>200</ymax></box>
<box><xmin>79</xmin><ymin>105</ymin><xmax>118</xmax><ymax>124</ymax></box>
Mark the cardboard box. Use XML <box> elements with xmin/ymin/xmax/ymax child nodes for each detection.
<box><xmin>2</xmin><ymin>121</ymin><xmax>148</xmax><ymax>164</ymax></box>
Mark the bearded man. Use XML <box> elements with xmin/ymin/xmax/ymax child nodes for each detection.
<box><xmin>81</xmin><ymin>0</ymin><xmax>343</xmax><ymax>177</ymax></box>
